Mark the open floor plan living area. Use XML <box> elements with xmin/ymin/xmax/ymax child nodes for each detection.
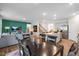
<box><xmin>0</xmin><ymin>3</ymin><xmax>79</xmax><ymax>56</ymax></box>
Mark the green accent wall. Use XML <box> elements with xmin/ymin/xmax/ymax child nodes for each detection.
<box><xmin>0</xmin><ymin>19</ymin><xmax>2</xmax><ymax>34</ymax></box>
<box><xmin>2</xmin><ymin>19</ymin><xmax>27</xmax><ymax>33</ymax></box>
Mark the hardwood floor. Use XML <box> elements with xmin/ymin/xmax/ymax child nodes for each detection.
<box><xmin>0</xmin><ymin>44</ymin><xmax>18</xmax><ymax>56</ymax></box>
<box><xmin>0</xmin><ymin>39</ymin><xmax>79</xmax><ymax>56</ymax></box>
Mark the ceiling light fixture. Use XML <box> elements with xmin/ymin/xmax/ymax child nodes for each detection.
<box><xmin>53</xmin><ymin>14</ymin><xmax>56</xmax><ymax>19</ymax></box>
<box><xmin>69</xmin><ymin>3</ymin><xmax>73</xmax><ymax>5</ymax></box>
<box><xmin>42</xmin><ymin>12</ymin><xmax>47</xmax><ymax>16</ymax></box>
<box><xmin>73</xmin><ymin>13</ymin><xmax>76</xmax><ymax>16</ymax></box>
<box><xmin>54</xmin><ymin>14</ymin><xmax>56</xmax><ymax>17</ymax></box>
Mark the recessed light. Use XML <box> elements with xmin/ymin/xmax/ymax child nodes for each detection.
<box><xmin>53</xmin><ymin>14</ymin><xmax>56</xmax><ymax>19</ymax></box>
<box><xmin>69</xmin><ymin>3</ymin><xmax>73</xmax><ymax>5</ymax></box>
<box><xmin>73</xmin><ymin>13</ymin><xmax>76</xmax><ymax>16</ymax></box>
<box><xmin>54</xmin><ymin>14</ymin><xmax>56</xmax><ymax>17</ymax></box>
<box><xmin>42</xmin><ymin>12</ymin><xmax>47</xmax><ymax>16</ymax></box>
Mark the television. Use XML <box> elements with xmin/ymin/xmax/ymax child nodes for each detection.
<box><xmin>11</xmin><ymin>26</ymin><xmax>18</xmax><ymax>32</ymax></box>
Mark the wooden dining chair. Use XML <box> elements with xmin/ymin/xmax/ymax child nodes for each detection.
<box><xmin>58</xmin><ymin>39</ymin><xmax>76</xmax><ymax>56</ymax></box>
<box><xmin>68</xmin><ymin>43</ymin><xmax>78</xmax><ymax>56</ymax></box>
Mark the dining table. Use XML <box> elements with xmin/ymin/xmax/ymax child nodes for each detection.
<box><xmin>21</xmin><ymin>35</ymin><xmax>63</xmax><ymax>56</ymax></box>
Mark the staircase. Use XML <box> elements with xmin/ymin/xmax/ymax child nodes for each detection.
<box><xmin>38</xmin><ymin>24</ymin><xmax>48</xmax><ymax>33</ymax></box>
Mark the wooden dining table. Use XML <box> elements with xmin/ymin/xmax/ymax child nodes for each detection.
<box><xmin>23</xmin><ymin>35</ymin><xmax>63</xmax><ymax>56</ymax></box>
<box><xmin>35</xmin><ymin>42</ymin><xmax>62</xmax><ymax>56</ymax></box>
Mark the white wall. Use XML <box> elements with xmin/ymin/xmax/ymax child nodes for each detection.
<box><xmin>69</xmin><ymin>15</ymin><xmax>79</xmax><ymax>42</ymax></box>
<box><xmin>31</xmin><ymin>19</ymin><xmax>68</xmax><ymax>32</ymax></box>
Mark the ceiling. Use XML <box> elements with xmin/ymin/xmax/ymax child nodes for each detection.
<box><xmin>0</xmin><ymin>3</ymin><xmax>79</xmax><ymax>22</ymax></box>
